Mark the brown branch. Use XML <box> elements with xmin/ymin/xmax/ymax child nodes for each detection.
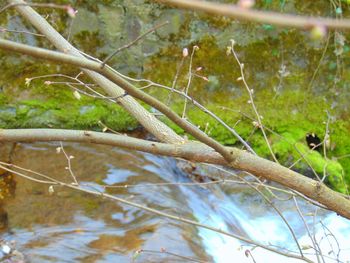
<box><xmin>1</xmin><ymin>128</ymin><xmax>350</xmax><ymax>220</ymax></box>
<box><xmin>154</xmin><ymin>0</ymin><xmax>350</xmax><ymax>30</ymax></box>
<box><xmin>0</xmin><ymin>38</ymin><xmax>233</xmax><ymax>163</ymax></box>
<box><xmin>8</xmin><ymin>0</ymin><xmax>183</xmax><ymax>145</ymax></box>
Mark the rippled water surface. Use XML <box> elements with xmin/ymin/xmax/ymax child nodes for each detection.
<box><xmin>1</xmin><ymin>142</ymin><xmax>350</xmax><ymax>262</ymax></box>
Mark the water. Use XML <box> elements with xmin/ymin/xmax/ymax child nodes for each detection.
<box><xmin>1</xmin><ymin>142</ymin><xmax>350</xmax><ymax>262</ymax></box>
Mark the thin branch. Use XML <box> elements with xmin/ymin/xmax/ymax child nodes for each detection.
<box><xmin>293</xmin><ymin>197</ymin><xmax>325</xmax><ymax>263</ymax></box>
<box><xmin>0</xmin><ymin>27</ymin><xmax>45</xmax><ymax>37</ymax></box>
<box><xmin>58</xmin><ymin>142</ymin><xmax>79</xmax><ymax>185</ymax></box>
<box><xmin>229</xmin><ymin>41</ymin><xmax>278</xmax><ymax>163</ymax></box>
<box><xmin>154</xmin><ymin>0</ymin><xmax>350</xmax><ymax>30</ymax></box>
<box><xmin>182</xmin><ymin>46</ymin><xmax>197</xmax><ymax>119</ymax></box>
<box><xmin>101</xmin><ymin>21</ymin><xmax>169</xmax><ymax>67</ymax></box>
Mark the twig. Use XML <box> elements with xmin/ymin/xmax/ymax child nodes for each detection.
<box><xmin>229</xmin><ymin>40</ymin><xmax>278</xmax><ymax>162</ymax></box>
<box><xmin>101</xmin><ymin>21</ymin><xmax>169</xmax><ymax>67</ymax></box>
<box><xmin>58</xmin><ymin>142</ymin><xmax>79</xmax><ymax>185</ymax></box>
<box><xmin>0</xmin><ymin>27</ymin><xmax>45</xmax><ymax>37</ymax></box>
<box><xmin>293</xmin><ymin>196</ymin><xmax>325</xmax><ymax>263</ymax></box>
<box><xmin>166</xmin><ymin>50</ymin><xmax>186</xmax><ymax>106</ymax></box>
<box><xmin>182</xmin><ymin>46</ymin><xmax>197</xmax><ymax>119</ymax></box>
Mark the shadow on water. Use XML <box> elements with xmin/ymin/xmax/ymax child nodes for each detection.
<box><xmin>0</xmin><ymin>142</ymin><xmax>349</xmax><ymax>262</ymax></box>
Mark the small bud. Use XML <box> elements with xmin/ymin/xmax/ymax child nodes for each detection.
<box><xmin>182</xmin><ymin>48</ymin><xmax>188</xmax><ymax>57</ymax></box>
<box><xmin>196</xmin><ymin>67</ymin><xmax>202</xmax><ymax>72</ymax></box>
<box><xmin>247</xmin><ymin>100</ymin><xmax>251</xmax><ymax>104</ymax></box>
<box><xmin>66</xmin><ymin>6</ymin><xmax>77</xmax><ymax>18</ymax></box>
<box><xmin>310</xmin><ymin>25</ymin><xmax>327</xmax><ymax>40</ymax></box>
<box><xmin>48</xmin><ymin>185</ymin><xmax>55</xmax><ymax>195</ymax></box>
<box><xmin>237</xmin><ymin>77</ymin><xmax>243</xmax><ymax>81</ymax></box>
<box><xmin>230</xmin><ymin>39</ymin><xmax>236</xmax><ymax>46</ymax></box>
<box><xmin>69</xmin><ymin>155</ymin><xmax>74</xmax><ymax>159</ymax></box>
<box><xmin>238</xmin><ymin>0</ymin><xmax>255</xmax><ymax>9</ymax></box>
<box><xmin>25</xmin><ymin>78</ymin><xmax>31</xmax><ymax>87</ymax></box>
<box><xmin>56</xmin><ymin>147</ymin><xmax>61</xmax><ymax>154</ymax></box>
<box><xmin>73</xmin><ymin>90</ymin><xmax>81</xmax><ymax>100</ymax></box>
<box><xmin>193</xmin><ymin>45</ymin><xmax>199</xmax><ymax>50</ymax></box>
<box><xmin>202</xmin><ymin>76</ymin><xmax>209</xmax><ymax>82</ymax></box>
<box><xmin>44</xmin><ymin>81</ymin><xmax>51</xmax><ymax>85</ymax></box>
<box><xmin>102</xmin><ymin>127</ymin><xmax>108</xmax><ymax>132</ymax></box>
<box><xmin>226</xmin><ymin>46</ymin><xmax>232</xmax><ymax>56</ymax></box>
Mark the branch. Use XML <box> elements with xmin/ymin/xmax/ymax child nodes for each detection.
<box><xmin>154</xmin><ymin>0</ymin><xmax>350</xmax><ymax>30</ymax></box>
<box><xmin>0</xmin><ymin>38</ymin><xmax>233</xmax><ymax>163</ymax></box>
<box><xmin>1</xmin><ymin>128</ymin><xmax>350</xmax><ymax>220</ymax></box>
<box><xmin>8</xmin><ymin>0</ymin><xmax>183</xmax><ymax>144</ymax></box>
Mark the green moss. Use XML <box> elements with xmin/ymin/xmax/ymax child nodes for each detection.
<box><xmin>0</xmin><ymin>97</ymin><xmax>138</xmax><ymax>131</ymax></box>
<box><xmin>160</xmin><ymin>88</ymin><xmax>349</xmax><ymax>192</ymax></box>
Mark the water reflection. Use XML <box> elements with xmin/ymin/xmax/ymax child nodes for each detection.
<box><xmin>0</xmin><ymin>142</ymin><xmax>349</xmax><ymax>262</ymax></box>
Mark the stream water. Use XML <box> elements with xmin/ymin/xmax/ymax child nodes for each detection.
<box><xmin>1</xmin><ymin>142</ymin><xmax>350</xmax><ymax>262</ymax></box>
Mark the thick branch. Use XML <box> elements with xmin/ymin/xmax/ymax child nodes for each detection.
<box><xmin>0</xmin><ymin>38</ymin><xmax>234</xmax><ymax>163</ymax></box>
<box><xmin>1</xmin><ymin>128</ymin><xmax>350</xmax><ymax>220</ymax></box>
<box><xmin>9</xmin><ymin>0</ymin><xmax>183</xmax><ymax>144</ymax></box>
<box><xmin>155</xmin><ymin>0</ymin><xmax>350</xmax><ymax>30</ymax></box>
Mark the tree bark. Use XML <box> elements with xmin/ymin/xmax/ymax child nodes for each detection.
<box><xmin>1</xmin><ymin>128</ymin><xmax>350</xmax><ymax>220</ymax></box>
<box><xmin>8</xmin><ymin>0</ymin><xmax>184</xmax><ymax>144</ymax></box>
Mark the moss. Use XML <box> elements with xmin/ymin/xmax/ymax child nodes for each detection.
<box><xmin>160</xmin><ymin>88</ymin><xmax>349</xmax><ymax>192</ymax></box>
<box><xmin>0</xmin><ymin>97</ymin><xmax>138</xmax><ymax>131</ymax></box>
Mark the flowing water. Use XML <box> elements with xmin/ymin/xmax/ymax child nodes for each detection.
<box><xmin>1</xmin><ymin>142</ymin><xmax>350</xmax><ymax>262</ymax></box>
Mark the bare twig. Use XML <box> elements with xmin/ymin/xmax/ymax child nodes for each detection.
<box><xmin>0</xmin><ymin>27</ymin><xmax>45</xmax><ymax>37</ymax></box>
<box><xmin>182</xmin><ymin>46</ymin><xmax>198</xmax><ymax>119</ymax></box>
<box><xmin>58</xmin><ymin>142</ymin><xmax>79</xmax><ymax>185</ymax></box>
<box><xmin>229</xmin><ymin>41</ymin><xmax>278</xmax><ymax>162</ymax></box>
<box><xmin>101</xmin><ymin>21</ymin><xmax>169</xmax><ymax>67</ymax></box>
<box><xmin>293</xmin><ymin>196</ymin><xmax>325</xmax><ymax>263</ymax></box>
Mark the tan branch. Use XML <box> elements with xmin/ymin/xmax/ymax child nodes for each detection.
<box><xmin>1</xmin><ymin>128</ymin><xmax>350</xmax><ymax>220</ymax></box>
<box><xmin>8</xmin><ymin>0</ymin><xmax>183</xmax><ymax>144</ymax></box>
<box><xmin>0</xmin><ymin>38</ymin><xmax>233</xmax><ymax>163</ymax></box>
<box><xmin>154</xmin><ymin>0</ymin><xmax>350</xmax><ymax>30</ymax></box>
